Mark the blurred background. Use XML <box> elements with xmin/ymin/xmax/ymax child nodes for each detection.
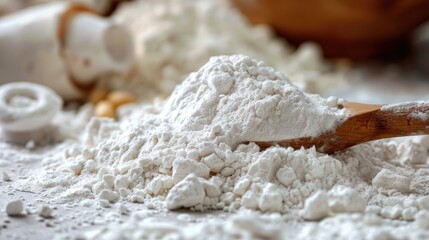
<box><xmin>233</xmin><ymin>0</ymin><xmax>429</xmax><ymax>59</ymax></box>
<box><xmin>232</xmin><ymin>0</ymin><xmax>429</xmax><ymax>104</ymax></box>
<box><xmin>1</xmin><ymin>0</ymin><xmax>429</xmax><ymax>104</ymax></box>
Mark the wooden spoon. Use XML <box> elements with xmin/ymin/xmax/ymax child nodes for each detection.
<box><xmin>254</xmin><ymin>101</ymin><xmax>429</xmax><ymax>154</ymax></box>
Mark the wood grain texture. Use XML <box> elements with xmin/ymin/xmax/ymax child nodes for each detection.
<box><xmin>255</xmin><ymin>101</ymin><xmax>429</xmax><ymax>153</ymax></box>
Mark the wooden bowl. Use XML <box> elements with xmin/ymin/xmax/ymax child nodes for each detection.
<box><xmin>232</xmin><ymin>0</ymin><xmax>429</xmax><ymax>58</ymax></box>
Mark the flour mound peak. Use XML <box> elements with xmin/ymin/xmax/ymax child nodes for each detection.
<box><xmin>164</xmin><ymin>55</ymin><xmax>345</xmax><ymax>143</ymax></box>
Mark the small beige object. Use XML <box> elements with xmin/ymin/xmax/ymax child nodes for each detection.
<box><xmin>6</xmin><ymin>200</ymin><xmax>24</xmax><ymax>216</ymax></box>
<box><xmin>95</xmin><ymin>100</ymin><xmax>116</xmax><ymax>118</ymax></box>
<box><xmin>88</xmin><ymin>88</ymin><xmax>109</xmax><ymax>104</ymax></box>
<box><xmin>39</xmin><ymin>205</ymin><xmax>54</xmax><ymax>218</ymax></box>
<box><xmin>2</xmin><ymin>171</ymin><xmax>11</xmax><ymax>181</ymax></box>
<box><xmin>107</xmin><ymin>91</ymin><xmax>136</xmax><ymax>108</ymax></box>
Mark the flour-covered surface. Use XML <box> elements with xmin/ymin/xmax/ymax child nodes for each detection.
<box><xmin>3</xmin><ymin>55</ymin><xmax>429</xmax><ymax>239</ymax></box>
<box><xmin>2</xmin><ymin>1</ymin><xmax>429</xmax><ymax>240</ymax></box>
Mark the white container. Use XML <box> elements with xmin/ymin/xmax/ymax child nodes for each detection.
<box><xmin>0</xmin><ymin>2</ymin><xmax>134</xmax><ymax>100</ymax></box>
<box><xmin>63</xmin><ymin>13</ymin><xmax>134</xmax><ymax>84</ymax></box>
<box><xmin>0</xmin><ymin>82</ymin><xmax>63</xmax><ymax>144</ymax></box>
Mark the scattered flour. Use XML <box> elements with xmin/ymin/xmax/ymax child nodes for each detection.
<box><xmin>86</xmin><ymin>208</ymin><xmax>429</xmax><ymax>240</ymax></box>
<box><xmin>2</xmin><ymin>0</ymin><xmax>429</xmax><ymax>239</ymax></box>
<box><xmin>10</xmin><ymin>52</ymin><xmax>429</xmax><ymax>239</ymax></box>
<box><xmin>85</xmin><ymin>213</ymin><xmax>287</xmax><ymax>240</ymax></box>
<box><xmin>381</xmin><ymin>101</ymin><xmax>429</xmax><ymax>121</ymax></box>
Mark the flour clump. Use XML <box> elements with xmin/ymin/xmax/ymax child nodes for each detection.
<box><xmin>165</xmin><ymin>173</ymin><xmax>205</xmax><ymax>210</ymax></box>
<box><xmin>6</xmin><ymin>200</ymin><xmax>24</xmax><ymax>217</ymax></box>
<box><xmin>301</xmin><ymin>190</ymin><xmax>329</xmax><ymax>220</ymax></box>
<box><xmin>328</xmin><ymin>185</ymin><xmax>366</xmax><ymax>213</ymax></box>
<box><xmin>372</xmin><ymin>168</ymin><xmax>411</xmax><ymax>193</ymax></box>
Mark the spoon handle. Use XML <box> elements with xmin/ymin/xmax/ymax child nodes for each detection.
<box><xmin>255</xmin><ymin>101</ymin><xmax>429</xmax><ymax>154</ymax></box>
<box><xmin>363</xmin><ymin>101</ymin><xmax>429</xmax><ymax>138</ymax></box>
<box><xmin>325</xmin><ymin>101</ymin><xmax>429</xmax><ymax>153</ymax></box>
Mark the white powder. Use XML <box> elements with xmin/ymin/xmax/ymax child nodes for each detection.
<box><xmin>381</xmin><ymin>101</ymin><xmax>429</xmax><ymax>121</ymax></box>
<box><xmin>328</xmin><ymin>185</ymin><xmax>366</xmax><ymax>213</ymax></box>
<box><xmin>163</xmin><ymin>55</ymin><xmax>346</xmax><ymax>142</ymax></box>
<box><xmin>4</xmin><ymin>0</ymin><xmax>429</xmax><ymax>239</ymax></box>
<box><xmin>14</xmin><ymin>55</ymin><xmax>429</xmax><ymax>240</ymax></box>
<box><xmin>7</xmin><ymin>50</ymin><xmax>429</xmax><ymax>240</ymax></box>
<box><xmin>301</xmin><ymin>190</ymin><xmax>329</xmax><ymax>220</ymax></box>
<box><xmin>23</xmin><ymin>55</ymin><xmax>346</xmax><ymax>213</ymax></box>
<box><xmin>372</xmin><ymin>168</ymin><xmax>411</xmax><ymax>193</ymax></box>
<box><xmin>74</xmin><ymin>129</ymin><xmax>429</xmax><ymax>238</ymax></box>
<box><xmin>86</xmin><ymin>206</ymin><xmax>429</xmax><ymax>240</ymax></box>
<box><xmin>380</xmin><ymin>101</ymin><xmax>426</xmax><ymax>111</ymax></box>
<box><xmin>165</xmin><ymin>173</ymin><xmax>205</xmax><ymax>210</ymax></box>
<box><xmin>416</xmin><ymin>211</ymin><xmax>429</xmax><ymax>229</ymax></box>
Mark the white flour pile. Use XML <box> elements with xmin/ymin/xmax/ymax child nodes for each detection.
<box><xmin>13</xmin><ymin>54</ymin><xmax>429</xmax><ymax>240</ymax></box>
<box><xmin>162</xmin><ymin>55</ymin><xmax>345</xmax><ymax>142</ymax></box>
<box><xmin>3</xmin><ymin>0</ymin><xmax>429</xmax><ymax>239</ymax></box>
<box><xmin>20</xmin><ymin>55</ymin><xmax>346</xmax><ymax>212</ymax></box>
